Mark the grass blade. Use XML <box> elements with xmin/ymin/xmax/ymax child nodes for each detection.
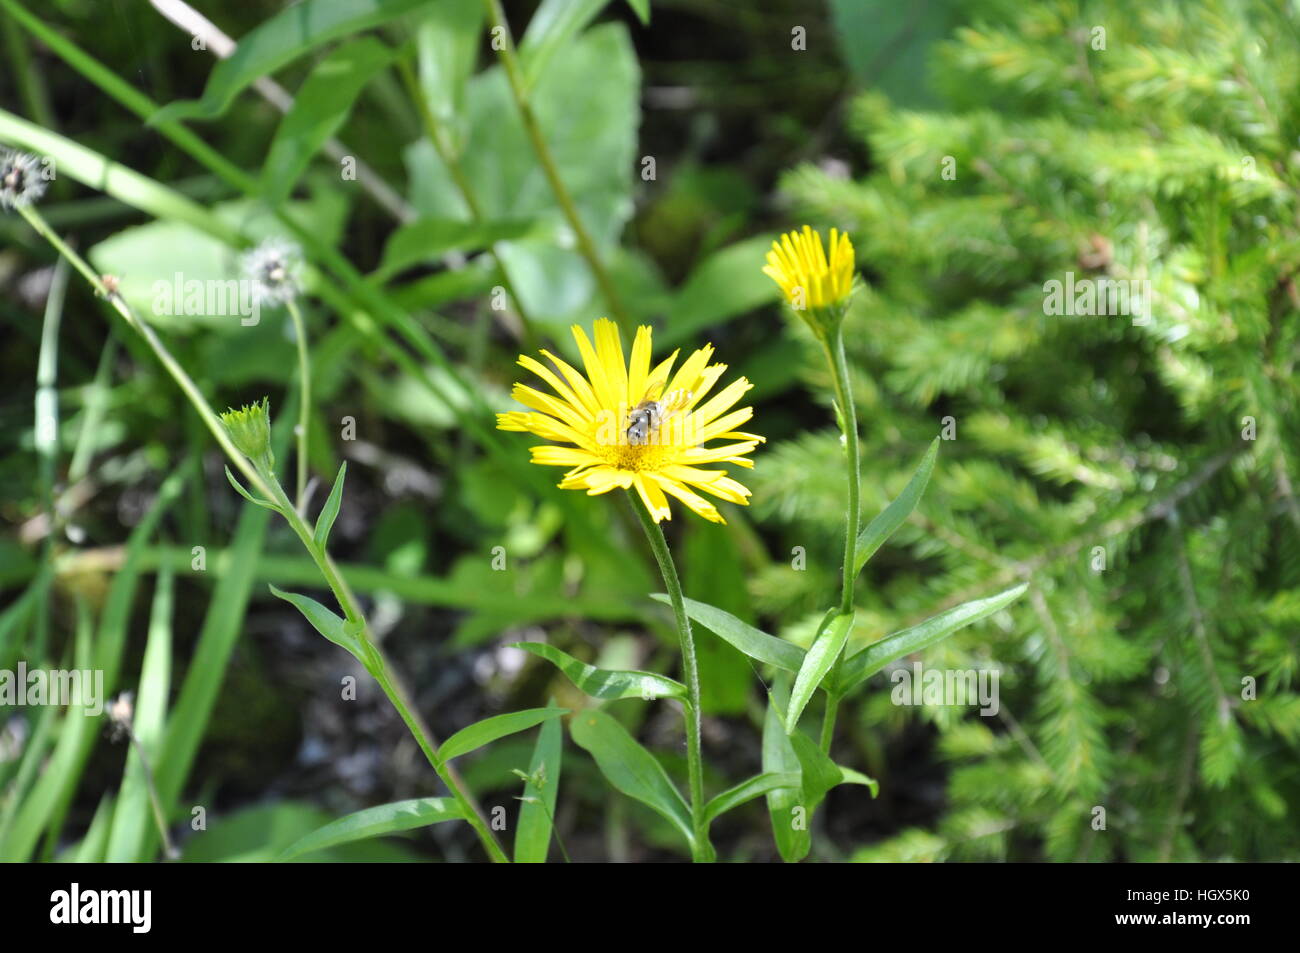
<box><xmin>514</xmin><ymin>709</ymin><xmax>563</xmax><ymax>863</ymax></box>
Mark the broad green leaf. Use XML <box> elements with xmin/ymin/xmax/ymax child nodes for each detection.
<box><xmin>703</xmin><ymin>772</ymin><xmax>800</xmax><ymax>826</ymax></box>
<box><xmin>375</xmin><ymin>218</ymin><xmax>540</xmax><ymax>282</ymax></box>
<box><xmin>520</xmin><ymin>0</ymin><xmax>613</xmax><ymax>90</ymax></box>
<box><xmin>153</xmin><ymin>0</ymin><xmax>430</xmax><ymax>122</ymax></box>
<box><xmin>569</xmin><ymin>709</ymin><xmax>693</xmax><ymax>850</ymax></box>
<box><xmin>656</xmin><ymin>594</ymin><xmax>805</xmax><ymax>672</ymax></box>
<box><xmin>105</xmin><ymin>567</ymin><xmax>173</xmax><ymax>862</ymax></box>
<box><xmin>313</xmin><ymin>462</ymin><xmax>347</xmax><ymax>549</ymax></box>
<box><xmin>762</xmin><ymin>676</ymin><xmax>809</xmax><ymax>863</ymax></box>
<box><xmin>268</xmin><ymin>585</ymin><xmax>362</xmax><ymax>660</ymax></box>
<box><xmin>405</xmin><ymin>24</ymin><xmax>638</xmax><ymax>325</ymax></box>
<box><xmin>262</xmin><ymin>38</ymin><xmax>397</xmax><ymax>206</ymax></box>
<box><xmin>661</xmin><ymin>236</ymin><xmax>783</xmax><ymax>347</ymax></box>
<box><xmin>854</xmin><ymin>438</ymin><xmax>939</xmax><ymax>574</ymax></box>
<box><xmin>839</xmin><ymin>584</ymin><xmax>1029</xmax><ymax>695</ymax></box>
<box><xmin>438</xmin><ymin>707</ymin><xmax>569</xmax><ymax>763</ymax></box>
<box><xmin>514</xmin><ymin>707</ymin><xmax>563</xmax><ymax>863</ymax></box>
<box><xmin>514</xmin><ymin>641</ymin><xmax>687</xmax><ymax>704</ymax></box>
<box><xmin>416</xmin><ymin>0</ymin><xmax>484</xmax><ymax>143</ymax></box>
<box><xmin>278</xmin><ymin>797</ymin><xmax>462</xmax><ymax>860</ymax></box>
<box><xmin>787</xmin><ymin>612</ymin><xmax>855</xmax><ymax>731</ymax></box>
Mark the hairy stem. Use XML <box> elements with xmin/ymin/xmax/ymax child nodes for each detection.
<box><xmin>819</xmin><ymin>325</ymin><xmax>860</xmax><ymax>751</ymax></box>
<box><xmin>285</xmin><ymin>297</ymin><xmax>311</xmax><ymax>507</ymax></box>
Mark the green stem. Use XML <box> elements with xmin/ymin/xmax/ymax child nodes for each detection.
<box><xmin>262</xmin><ymin>474</ymin><xmax>509</xmax><ymax>863</ymax></box>
<box><xmin>819</xmin><ymin>325</ymin><xmax>860</xmax><ymax>751</ymax></box>
<box><xmin>17</xmin><ymin>204</ymin><xmax>272</xmax><ymax>501</ymax></box>
<box><xmin>20</xmin><ymin>202</ymin><xmax>508</xmax><ymax>864</ymax></box>
<box><xmin>628</xmin><ymin>492</ymin><xmax>713</xmax><ymax>862</ymax></box>
<box><xmin>481</xmin><ymin>0</ymin><xmax>633</xmax><ymax>333</ymax></box>
<box><xmin>285</xmin><ymin>298</ymin><xmax>311</xmax><ymax>507</ymax></box>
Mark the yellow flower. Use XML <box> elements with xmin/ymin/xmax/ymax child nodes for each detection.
<box><xmin>762</xmin><ymin>226</ymin><xmax>856</xmax><ymax>329</ymax></box>
<box><xmin>498</xmin><ymin>319</ymin><xmax>764</xmax><ymax>524</ymax></box>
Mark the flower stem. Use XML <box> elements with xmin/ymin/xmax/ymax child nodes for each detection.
<box><xmin>628</xmin><ymin>492</ymin><xmax>713</xmax><ymax>862</ymax></box>
<box><xmin>285</xmin><ymin>297</ymin><xmax>311</xmax><ymax>508</ymax></box>
<box><xmin>263</xmin><ymin>472</ymin><xmax>509</xmax><ymax>864</ymax></box>
<box><xmin>20</xmin><ymin>203</ymin><xmax>509</xmax><ymax>863</ymax></box>
<box><xmin>818</xmin><ymin>324</ymin><xmax>860</xmax><ymax>752</ymax></box>
<box><xmin>480</xmin><ymin>0</ymin><xmax>633</xmax><ymax>334</ymax></box>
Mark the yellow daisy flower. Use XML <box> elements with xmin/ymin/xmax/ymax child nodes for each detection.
<box><xmin>762</xmin><ymin>225</ymin><xmax>856</xmax><ymax>325</ymax></box>
<box><xmin>497</xmin><ymin>319</ymin><xmax>764</xmax><ymax>524</ymax></box>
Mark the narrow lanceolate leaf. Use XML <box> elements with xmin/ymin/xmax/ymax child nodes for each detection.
<box><xmin>569</xmin><ymin>709</ymin><xmax>693</xmax><ymax>851</ymax></box>
<box><xmin>838</xmin><ymin>584</ymin><xmax>1029</xmax><ymax>695</ymax></box>
<box><xmin>313</xmin><ymin>461</ymin><xmax>347</xmax><ymax>550</ymax></box>
<box><xmin>438</xmin><ymin>708</ymin><xmax>569</xmax><ymax>764</ymax></box>
<box><xmin>514</xmin><ymin>708</ymin><xmax>563</xmax><ymax>863</ymax></box>
<box><xmin>268</xmin><ymin>585</ymin><xmax>362</xmax><ymax>660</ymax></box>
<box><xmin>262</xmin><ymin>39</ymin><xmax>396</xmax><ymax>206</ymax></box>
<box><xmin>152</xmin><ymin>0</ymin><xmax>430</xmax><ymax>123</ymax></box>
<box><xmin>655</xmin><ymin>594</ymin><xmax>805</xmax><ymax>673</ymax></box>
<box><xmin>836</xmin><ymin>764</ymin><xmax>879</xmax><ymax>798</ymax></box>
<box><xmin>787</xmin><ymin>612</ymin><xmax>855</xmax><ymax>732</ymax></box>
<box><xmin>513</xmin><ymin>641</ymin><xmax>688</xmax><ymax>704</ymax></box>
<box><xmin>703</xmin><ymin>772</ymin><xmax>801</xmax><ymax>826</ymax></box>
<box><xmin>278</xmin><ymin>798</ymin><xmax>463</xmax><ymax>861</ymax></box>
<box><xmin>224</xmin><ymin>466</ymin><xmax>278</xmax><ymax>511</ymax></box>
<box><xmin>854</xmin><ymin>438</ymin><xmax>939</xmax><ymax>575</ymax></box>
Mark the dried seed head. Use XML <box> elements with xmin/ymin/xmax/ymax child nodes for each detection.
<box><xmin>241</xmin><ymin>237</ymin><xmax>302</xmax><ymax>307</ymax></box>
<box><xmin>0</xmin><ymin>149</ymin><xmax>47</xmax><ymax>210</ymax></box>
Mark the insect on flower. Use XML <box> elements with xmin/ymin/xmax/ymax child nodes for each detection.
<box><xmin>498</xmin><ymin>319</ymin><xmax>764</xmax><ymax>523</ymax></box>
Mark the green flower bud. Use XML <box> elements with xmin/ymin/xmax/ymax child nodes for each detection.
<box><xmin>220</xmin><ymin>398</ymin><xmax>274</xmax><ymax>472</ymax></box>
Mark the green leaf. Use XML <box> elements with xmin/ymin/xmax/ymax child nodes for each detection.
<box><xmin>569</xmin><ymin>709</ymin><xmax>693</xmax><ymax>850</ymax></box>
<box><xmin>224</xmin><ymin>466</ymin><xmax>278</xmax><ymax>510</ymax></box>
<box><xmin>374</xmin><ymin>218</ymin><xmax>540</xmax><ymax>282</ymax></box>
<box><xmin>514</xmin><ymin>708</ymin><xmax>563</xmax><ymax>863</ymax></box>
<box><xmin>278</xmin><ymin>797</ymin><xmax>463</xmax><ymax>860</ymax></box>
<box><xmin>438</xmin><ymin>707</ymin><xmax>569</xmax><ymax>763</ymax></box>
<box><xmin>836</xmin><ymin>764</ymin><xmax>879</xmax><ymax>798</ymax></box>
<box><xmin>787</xmin><ymin>612</ymin><xmax>855</xmax><ymax>731</ymax></box>
<box><xmin>514</xmin><ymin>641</ymin><xmax>687</xmax><ymax>704</ymax></box>
<box><xmin>660</xmin><ymin>236</ymin><xmax>783</xmax><ymax>348</ymax></box>
<box><xmin>153</xmin><ymin>0</ymin><xmax>430</xmax><ymax>122</ymax></box>
<box><xmin>762</xmin><ymin>676</ymin><xmax>810</xmax><ymax>863</ymax></box>
<box><xmin>703</xmin><ymin>772</ymin><xmax>800</xmax><ymax>826</ymax></box>
<box><xmin>519</xmin><ymin>0</ymin><xmax>614</xmax><ymax>90</ymax></box>
<box><xmin>261</xmin><ymin>38</ymin><xmax>397</xmax><ymax>206</ymax></box>
<box><xmin>268</xmin><ymin>584</ymin><xmax>362</xmax><ymax>660</ymax></box>
<box><xmin>416</xmin><ymin>0</ymin><xmax>484</xmax><ymax>140</ymax></box>
<box><xmin>790</xmin><ymin>730</ymin><xmax>844</xmax><ymax>809</ymax></box>
<box><xmin>405</xmin><ymin>23</ymin><xmax>638</xmax><ymax>325</ymax></box>
<box><xmin>839</xmin><ymin>584</ymin><xmax>1029</xmax><ymax>695</ymax></box>
<box><xmin>854</xmin><ymin>438</ymin><xmax>939</xmax><ymax>574</ymax></box>
<box><xmin>656</xmin><ymin>594</ymin><xmax>805</xmax><ymax>672</ymax></box>
<box><xmin>625</xmin><ymin>0</ymin><xmax>650</xmax><ymax>25</ymax></box>
<box><xmin>313</xmin><ymin>461</ymin><xmax>347</xmax><ymax>550</ymax></box>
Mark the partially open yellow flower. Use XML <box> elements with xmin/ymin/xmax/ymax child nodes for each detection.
<box><xmin>498</xmin><ymin>319</ymin><xmax>764</xmax><ymax>524</ymax></box>
<box><xmin>762</xmin><ymin>226</ymin><xmax>856</xmax><ymax>328</ymax></box>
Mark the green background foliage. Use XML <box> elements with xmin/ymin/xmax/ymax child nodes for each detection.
<box><xmin>1</xmin><ymin>0</ymin><xmax>1297</xmax><ymax>862</ymax></box>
